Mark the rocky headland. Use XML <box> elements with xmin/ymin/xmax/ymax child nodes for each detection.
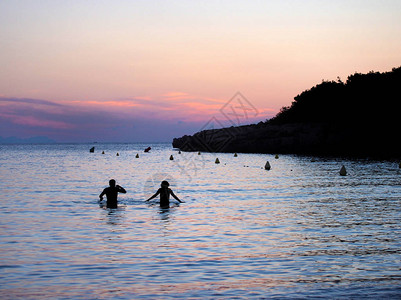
<box><xmin>173</xmin><ymin>67</ymin><xmax>401</xmax><ymax>158</ymax></box>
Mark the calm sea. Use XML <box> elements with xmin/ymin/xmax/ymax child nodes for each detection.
<box><xmin>0</xmin><ymin>143</ymin><xmax>400</xmax><ymax>299</ymax></box>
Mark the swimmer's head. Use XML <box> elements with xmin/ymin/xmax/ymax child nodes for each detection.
<box><xmin>109</xmin><ymin>179</ymin><xmax>116</xmax><ymax>187</ymax></box>
<box><xmin>161</xmin><ymin>180</ymin><xmax>169</xmax><ymax>187</ymax></box>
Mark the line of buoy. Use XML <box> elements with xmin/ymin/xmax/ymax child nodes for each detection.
<box><xmin>88</xmin><ymin>149</ymin><xmax>374</xmax><ymax>178</ymax></box>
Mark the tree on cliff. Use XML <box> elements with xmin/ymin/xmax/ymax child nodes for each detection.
<box><xmin>269</xmin><ymin>67</ymin><xmax>401</xmax><ymax>127</ymax></box>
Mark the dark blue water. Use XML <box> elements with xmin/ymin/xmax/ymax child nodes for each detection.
<box><xmin>1</xmin><ymin>143</ymin><xmax>400</xmax><ymax>299</ymax></box>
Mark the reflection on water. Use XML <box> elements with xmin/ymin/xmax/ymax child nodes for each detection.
<box><xmin>101</xmin><ymin>208</ymin><xmax>126</xmax><ymax>226</ymax></box>
<box><xmin>0</xmin><ymin>143</ymin><xmax>400</xmax><ymax>299</ymax></box>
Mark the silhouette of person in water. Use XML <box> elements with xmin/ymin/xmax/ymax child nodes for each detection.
<box><xmin>146</xmin><ymin>180</ymin><xmax>183</xmax><ymax>208</ymax></box>
<box><xmin>99</xmin><ymin>179</ymin><xmax>127</xmax><ymax>208</ymax></box>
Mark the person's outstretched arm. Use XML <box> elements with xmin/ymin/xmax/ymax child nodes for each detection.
<box><xmin>146</xmin><ymin>190</ymin><xmax>160</xmax><ymax>201</ymax></box>
<box><xmin>117</xmin><ymin>185</ymin><xmax>127</xmax><ymax>194</ymax></box>
<box><xmin>170</xmin><ymin>189</ymin><xmax>183</xmax><ymax>203</ymax></box>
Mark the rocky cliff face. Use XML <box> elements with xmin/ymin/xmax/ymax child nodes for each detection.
<box><xmin>173</xmin><ymin>121</ymin><xmax>398</xmax><ymax>157</ymax></box>
<box><xmin>173</xmin><ymin>123</ymin><xmax>323</xmax><ymax>153</ymax></box>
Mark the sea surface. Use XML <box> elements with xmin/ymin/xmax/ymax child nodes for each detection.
<box><xmin>0</xmin><ymin>143</ymin><xmax>400</xmax><ymax>299</ymax></box>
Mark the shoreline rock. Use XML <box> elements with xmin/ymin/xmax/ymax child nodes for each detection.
<box><xmin>172</xmin><ymin>121</ymin><xmax>399</xmax><ymax>158</ymax></box>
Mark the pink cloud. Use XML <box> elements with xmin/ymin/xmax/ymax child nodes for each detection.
<box><xmin>84</xmin><ymin>100</ymin><xmax>142</xmax><ymax>108</ymax></box>
<box><xmin>1</xmin><ymin>113</ymin><xmax>74</xmax><ymax>129</ymax></box>
<box><xmin>162</xmin><ymin>92</ymin><xmax>189</xmax><ymax>99</ymax></box>
<box><xmin>61</xmin><ymin>92</ymin><xmax>231</xmax><ymax>122</ymax></box>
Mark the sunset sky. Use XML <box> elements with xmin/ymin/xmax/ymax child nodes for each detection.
<box><xmin>1</xmin><ymin>0</ymin><xmax>400</xmax><ymax>142</ymax></box>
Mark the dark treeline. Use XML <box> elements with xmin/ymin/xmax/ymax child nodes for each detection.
<box><xmin>173</xmin><ymin>67</ymin><xmax>401</xmax><ymax>158</ymax></box>
<box><xmin>269</xmin><ymin>67</ymin><xmax>401</xmax><ymax>126</ymax></box>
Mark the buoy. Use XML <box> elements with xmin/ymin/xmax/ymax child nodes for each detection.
<box><xmin>89</xmin><ymin>147</ymin><xmax>95</xmax><ymax>153</ymax></box>
<box><xmin>215</xmin><ymin>158</ymin><xmax>220</xmax><ymax>164</ymax></box>
<box><xmin>102</xmin><ymin>151</ymin><xmax>105</xmax><ymax>154</ymax></box>
<box><xmin>135</xmin><ymin>153</ymin><xmax>139</xmax><ymax>158</ymax></box>
<box><xmin>116</xmin><ymin>153</ymin><xmax>119</xmax><ymax>156</ymax></box>
<box><xmin>170</xmin><ymin>155</ymin><xmax>174</xmax><ymax>160</ymax></box>
<box><xmin>198</xmin><ymin>152</ymin><xmax>201</xmax><ymax>155</ymax></box>
<box><xmin>275</xmin><ymin>154</ymin><xmax>279</xmax><ymax>159</ymax></box>
<box><xmin>265</xmin><ymin>161</ymin><xmax>271</xmax><ymax>170</ymax></box>
<box><xmin>340</xmin><ymin>165</ymin><xmax>347</xmax><ymax>176</ymax></box>
<box><xmin>234</xmin><ymin>153</ymin><xmax>238</xmax><ymax>157</ymax></box>
<box><xmin>178</xmin><ymin>150</ymin><xmax>181</xmax><ymax>154</ymax></box>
